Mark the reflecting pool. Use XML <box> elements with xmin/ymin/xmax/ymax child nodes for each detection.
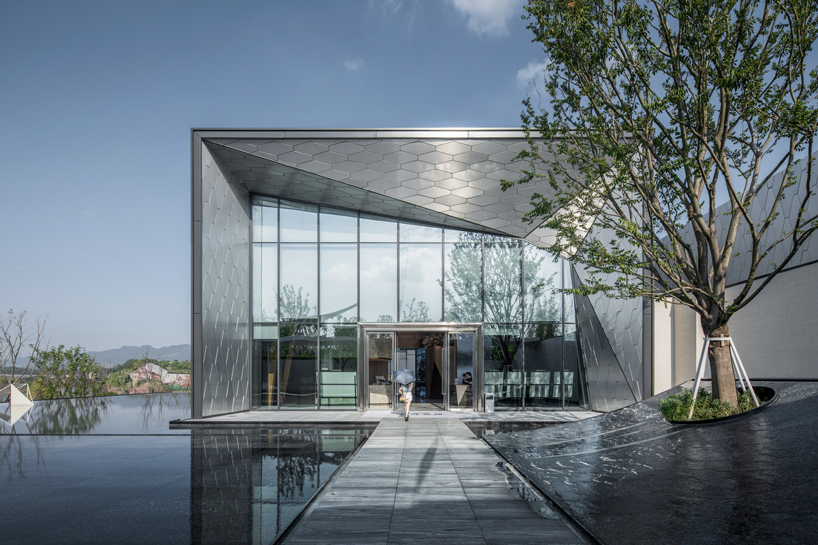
<box><xmin>0</xmin><ymin>394</ymin><xmax>370</xmax><ymax>544</ymax></box>
<box><xmin>0</xmin><ymin>392</ymin><xmax>191</xmax><ymax>435</ymax></box>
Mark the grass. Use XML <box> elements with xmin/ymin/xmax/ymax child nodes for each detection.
<box><xmin>659</xmin><ymin>388</ymin><xmax>759</xmax><ymax>421</ymax></box>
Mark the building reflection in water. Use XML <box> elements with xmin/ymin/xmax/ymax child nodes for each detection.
<box><xmin>191</xmin><ymin>427</ymin><xmax>370</xmax><ymax>544</ymax></box>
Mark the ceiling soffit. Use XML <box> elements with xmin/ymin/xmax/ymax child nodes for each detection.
<box><xmin>204</xmin><ymin>137</ymin><xmax>558</xmax><ymax>242</ymax></box>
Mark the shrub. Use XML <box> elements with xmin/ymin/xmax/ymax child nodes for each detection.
<box><xmin>659</xmin><ymin>388</ymin><xmax>758</xmax><ymax>421</ymax></box>
<box><xmin>30</xmin><ymin>345</ymin><xmax>107</xmax><ymax>400</ymax></box>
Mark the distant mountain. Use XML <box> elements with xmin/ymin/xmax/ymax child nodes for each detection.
<box><xmin>90</xmin><ymin>344</ymin><xmax>191</xmax><ymax>367</ymax></box>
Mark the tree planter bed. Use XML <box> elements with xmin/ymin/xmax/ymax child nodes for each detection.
<box><xmin>666</xmin><ymin>385</ymin><xmax>778</xmax><ymax>425</ymax></box>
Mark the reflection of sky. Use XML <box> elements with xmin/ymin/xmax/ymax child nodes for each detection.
<box><xmin>400</xmin><ymin>244</ymin><xmax>443</xmax><ymax>320</ymax></box>
<box><xmin>360</xmin><ymin>244</ymin><xmax>397</xmax><ymax>320</ymax></box>
<box><xmin>281</xmin><ymin>244</ymin><xmax>318</xmax><ymax>317</ymax></box>
<box><xmin>255</xmin><ymin>243</ymin><xmax>278</xmax><ymax>322</ymax></box>
<box><xmin>0</xmin><ymin>393</ymin><xmax>191</xmax><ymax>435</ymax></box>
<box><xmin>320</xmin><ymin>244</ymin><xmax>358</xmax><ymax>319</ymax></box>
<box><xmin>320</xmin><ymin>211</ymin><xmax>357</xmax><ymax>242</ymax></box>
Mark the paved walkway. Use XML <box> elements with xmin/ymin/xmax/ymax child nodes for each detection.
<box><xmin>175</xmin><ymin>409</ymin><xmax>595</xmax><ymax>425</ymax></box>
<box><xmin>283</xmin><ymin>418</ymin><xmax>585</xmax><ymax>545</ymax></box>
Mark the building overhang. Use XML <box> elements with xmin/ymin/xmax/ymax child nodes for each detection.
<box><xmin>194</xmin><ymin>128</ymin><xmax>558</xmax><ymax>246</ymax></box>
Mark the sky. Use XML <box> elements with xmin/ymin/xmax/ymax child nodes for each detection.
<box><xmin>0</xmin><ymin>0</ymin><xmax>544</xmax><ymax>351</ymax></box>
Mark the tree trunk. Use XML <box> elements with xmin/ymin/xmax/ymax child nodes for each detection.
<box><xmin>708</xmin><ymin>323</ymin><xmax>738</xmax><ymax>407</ymax></box>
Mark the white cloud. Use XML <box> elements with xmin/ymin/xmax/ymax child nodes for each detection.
<box><xmin>451</xmin><ymin>0</ymin><xmax>524</xmax><ymax>37</ymax></box>
<box><xmin>344</xmin><ymin>58</ymin><xmax>366</xmax><ymax>71</ymax></box>
<box><xmin>516</xmin><ymin>59</ymin><xmax>549</xmax><ymax>89</ymax></box>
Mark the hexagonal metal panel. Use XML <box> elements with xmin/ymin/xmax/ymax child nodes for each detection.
<box><xmin>436</xmin><ymin>160</ymin><xmax>469</xmax><ymax>173</ymax></box>
<box><xmin>435</xmin><ymin>141</ymin><xmax>472</xmax><ymax>156</ymax></box>
<box><xmin>401</xmin><ymin>141</ymin><xmax>436</xmax><ymax>155</ymax></box>
<box><xmin>294</xmin><ymin>142</ymin><xmax>329</xmax><ymax>155</ymax></box>
<box><xmin>201</xmin><ymin>132</ymin><xmax>566</xmax><ymax>249</ymax></box>
<box><xmin>330</xmin><ymin>141</ymin><xmax>365</xmax><ymax>155</ymax></box>
<box><xmin>348</xmin><ymin>151</ymin><xmax>382</xmax><ymax>164</ymax></box>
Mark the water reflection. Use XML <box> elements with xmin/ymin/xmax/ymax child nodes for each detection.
<box><xmin>1</xmin><ymin>421</ymin><xmax>369</xmax><ymax>544</ymax></box>
<box><xmin>191</xmin><ymin>428</ymin><xmax>369</xmax><ymax>544</ymax></box>
<box><xmin>0</xmin><ymin>393</ymin><xmax>191</xmax><ymax>435</ymax></box>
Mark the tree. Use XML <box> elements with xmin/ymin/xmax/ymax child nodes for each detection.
<box><xmin>30</xmin><ymin>345</ymin><xmax>107</xmax><ymax>399</ymax></box>
<box><xmin>507</xmin><ymin>0</ymin><xmax>818</xmax><ymax>406</ymax></box>
<box><xmin>0</xmin><ymin>309</ymin><xmax>47</xmax><ymax>386</ymax></box>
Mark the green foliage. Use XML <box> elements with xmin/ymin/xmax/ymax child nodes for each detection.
<box><xmin>162</xmin><ymin>360</ymin><xmax>191</xmax><ymax>373</ymax></box>
<box><xmin>30</xmin><ymin>345</ymin><xmax>107</xmax><ymax>400</ymax></box>
<box><xmin>659</xmin><ymin>388</ymin><xmax>759</xmax><ymax>421</ymax></box>
<box><xmin>107</xmin><ymin>359</ymin><xmax>144</xmax><ymax>374</ymax></box>
<box><xmin>510</xmin><ymin>0</ymin><xmax>818</xmax><ymax>335</ymax></box>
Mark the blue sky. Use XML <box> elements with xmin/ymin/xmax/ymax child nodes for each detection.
<box><xmin>0</xmin><ymin>0</ymin><xmax>543</xmax><ymax>351</ymax></box>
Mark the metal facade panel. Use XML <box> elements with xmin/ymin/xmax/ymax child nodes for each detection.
<box><xmin>572</xmin><ymin>267</ymin><xmax>638</xmax><ymax>411</ymax></box>
<box><xmin>573</xmin><ymin>224</ymin><xmax>644</xmax><ymax>401</ymax></box>
<box><xmin>203</xmin><ymin>137</ymin><xmax>558</xmax><ymax>242</ymax></box>
<box><xmin>200</xmin><ymin>144</ymin><xmax>252</xmax><ymax>417</ymax></box>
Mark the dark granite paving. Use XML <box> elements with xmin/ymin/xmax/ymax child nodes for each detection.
<box><xmin>284</xmin><ymin>418</ymin><xmax>586</xmax><ymax>545</ymax></box>
<box><xmin>486</xmin><ymin>381</ymin><xmax>818</xmax><ymax>545</ymax></box>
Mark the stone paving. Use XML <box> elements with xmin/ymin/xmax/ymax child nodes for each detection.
<box><xmin>284</xmin><ymin>418</ymin><xmax>586</xmax><ymax>545</ymax></box>
<box><xmin>174</xmin><ymin>409</ymin><xmax>595</xmax><ymax>425</ymax></box>
<box><xmin>486</xmin><ymin>381</ymin><xmax>818</xmax><ymax>545</ymax></box>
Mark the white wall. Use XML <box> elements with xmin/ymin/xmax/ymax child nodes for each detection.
<box><xmin>655</xmin><ymin>263</ymin><xmax>818</xmax><ymax>385</ymax></box>
<box><xmin>725</xmin><ymin>263</ymin><xmax>818</xmax><ymax>379</ymax></box>
<box><xmin>652</xmin><ymin>300</ymin><xmax>673</xmax><ymax>394</ymax></box>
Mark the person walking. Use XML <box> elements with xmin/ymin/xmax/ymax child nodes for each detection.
<box><xmin>400</xmin><ymin>382</ymin><xmax>413</xmax><ymax>421</ymax></box>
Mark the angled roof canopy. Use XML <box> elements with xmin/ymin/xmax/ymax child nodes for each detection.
<box><xmin>197</xmin><ymin>128</ymin><xmax>559</xmax><ymax>246</ymax></box>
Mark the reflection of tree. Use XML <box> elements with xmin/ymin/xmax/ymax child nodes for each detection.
<box><xmin>485</xmin><ymin>328</ymin><xmax>521</xmax><ymax>371</ymax></box>
<box><xmin>278</xmin><ymin>285</ymin><xmax>317</xmax><ymax>404</ymax></box>
<box><xmin>401</xmin><ymin>299</ymin><xmax>429</xmax><ymax>322</ymax></box>
<box><xmin>320</xmin><ymin>320</ymin><xmax>357</xmax><ymax>372</ymax></box>
<box><xmin>271</xmin><ymin>430</ymin><xmax>320</xmax><ymax>500</ymax></box>
<box><xmin>139</xmin><ymin>392</ymin><xmax>190</xmax><ymax>433</ymax></box>
<box><xmin>444</xmin><ymin>233</ymin><xmax>483</xmax><ymax>321</ymax></box>
<box><xmin>279</xmin><ymin>284</ymin><xmax>318</xmax><ymax>357</ymax></box>
<box><xmin>279</xmin><ymin>285</ymin><xmax>316</xmax><ymax>324</ymax></box>
<box><xmin>27</xmin><ymin>396</ymin><xmax>111</xmax><ymax>435</ymax></box>
<box><xmin>445</xmin><ymin>233</ymin><xmax>560</xmax><ymax>323</ymax></box>
<box><xmin>0</xmin><ymin>434</ymin><xmax>44</xmax><ymax>482</ymax></box>
<box><xmin>445</xmin><ymin>233</ymin><xmax>560</xmax><ymax>368</ymax></box>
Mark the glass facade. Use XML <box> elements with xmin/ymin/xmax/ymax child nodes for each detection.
<box><xmin>251</xmin><ymin>195</ymin><xmax>588</xmax><ymax>410</ymax></box>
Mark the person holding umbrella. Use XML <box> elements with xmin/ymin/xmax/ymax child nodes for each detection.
<box><xmin>393</xmin><ymin>368</ymin><xmax>415</xmax><ymax>421</ymax></box>
<box><xmin>399</xmin><ymin>382</ymin><xmax>413</xmax><ymax>421</ymax></box>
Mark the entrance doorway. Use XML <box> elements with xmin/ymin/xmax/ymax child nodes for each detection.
<box><xmin>360</xmin><ymin>324</ymin><xmax>481</xmax><ymax>412</ymax></box>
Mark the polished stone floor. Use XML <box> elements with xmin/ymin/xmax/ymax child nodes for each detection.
<box><xmin>174</xmin><ymin>408</ymin><xmax>596</xmax><ymax>425</ymax></box>
<box><xmin>284</xmin><ymin>418</ymin><xmax>586</xmax><ymax>545</ymax></box>
<box><xmin>486</xmin><ymin>381</ymin><xmax>818</xmax><ymax>545</ymax></box>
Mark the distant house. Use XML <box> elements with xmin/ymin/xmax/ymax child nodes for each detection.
<box><xmin>130</xmin><ymin>363</ymin><xmax>190</xmax><ymax>388</ymax></box>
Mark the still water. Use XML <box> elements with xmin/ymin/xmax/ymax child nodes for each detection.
<box><xmin>0</xmin><ymin>393</ymin><xmax>370</xmax><ymax>544</ymax></box>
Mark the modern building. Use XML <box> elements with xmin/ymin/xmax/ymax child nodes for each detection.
<box><xmin>191</xmin><ymin>128</ymin><xmax>818</xmax><ymax>418</ymax></box>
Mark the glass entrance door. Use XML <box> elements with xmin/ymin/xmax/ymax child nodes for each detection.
<box><xmin>366</xmin><ymin>331</ymin><xmax>394</xmax><ymax>410</ymax></box>
<box><xmin>447</xmin><ymin>332</ymin><xmax>475</xmax><ymax>410</ymax></box>
<box><xmin>397</xmin><ymin>330</ymin><xmax>444</xmax><ymax>411</ymax></box>
<box><xmin>361</xmin><ymin>324</ymin><xmax>481</xmax><ymax>412</ymax></box>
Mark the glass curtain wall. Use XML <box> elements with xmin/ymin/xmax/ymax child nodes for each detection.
<box><xmin>251</xmin><ymin>196</ymin><xmax>588</xmax><ymax>410</ymax></box>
